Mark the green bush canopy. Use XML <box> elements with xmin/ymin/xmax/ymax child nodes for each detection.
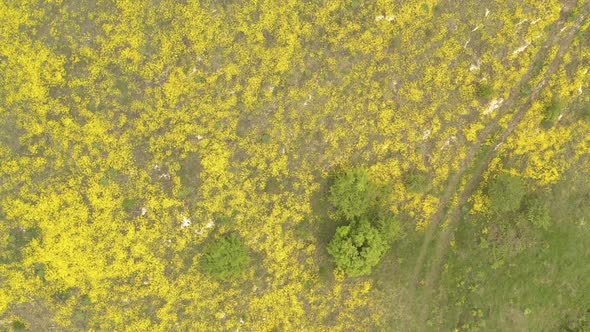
<box><xmin>329</xmin><ymin>167</ymin><xmax>377</xmax><ymax>219</ymax></box>
<box><xmin>201</xmin><ymin>234</ymin><xmax>251</xmax><ymax>281</ymax></box>
<box><xmin>487</xmin><ymin>173</ymin><xmax>526</xmax><ymax>213</ymax></box>
<box><xmin>327</xmin><ymin>218</ymin><xmax>389</xmax><ymax>277</ymax></box>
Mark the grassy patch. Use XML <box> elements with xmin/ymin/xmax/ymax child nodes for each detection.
<box><xmin>0</xmin><ymin>226</ymin><xmax>41</xmax><ymax>264</ymax></box>
<box><xmin>436</xmin><ymin>168</ymin><xmax>590</xmax><ymax>331</ymax></box>
<box><xmin>121</xmin><ymin>197</ymin><xmax>140</xmax><ymax>213</ymax></box>
<box><xmin>403</xmin><ymin>169</ymin><xmax>432</xmax><ymax>193</ymax></box>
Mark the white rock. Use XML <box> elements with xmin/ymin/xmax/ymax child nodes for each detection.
<box><xmin>141</xmin><ymin>207</ymin><xmax>147</xmax><ymax>216</ymax></box>
<box><xmin>469</xmin><ymin>63</ymin><xmax>480</xmax><ymax>71</ymax></box>
<box><xmin>386</xmin><ymin>15</ymin><xmax>395</xmax><ymax>22</ymax></box>
<box><xmin>513</xmin><ymin>42</ymin><xmax>530</xmax><ymax>55</ymax></box>
<box><xmin>422</xmin><ymin>129</ymin><xmax>431</xmax><ymax>140</ymax></box>
<box><xmin>484</xmin><ymin>98</ymin><xmax>504</xmax><ymax>115</ymax></box>
<box><xmin>181</xmin><ymin>217</ymin><xmax>191</xmax><ymax>228</ymax></box>
<box><xmin>439</xmin><ymin>136</ymin><xmax>456</xmax><ymax>150</ymax></box>
<box><xmin>375</xmin><ymin>15</ymin><xmax>384</xmax><ymax>21</ymax></box>
<box><xmin>485</xmin><ymin>8</ymin><xmax>490</xmax><ymax>17</ymax></box>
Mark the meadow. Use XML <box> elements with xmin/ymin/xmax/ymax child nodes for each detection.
<box><xmin>1</xmin><ymin>0</ymin><xmax>589</xmax><ymax>331</ymax></box>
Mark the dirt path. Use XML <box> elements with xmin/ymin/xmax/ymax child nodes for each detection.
<box><xmin>409</xmin><ymin>5</ymin><xmax>588</xmax><ymax>330</ymax></box>
<box><xmin>422</xmin><ymin>6</ymin><xmax>588</xmax><ymax>289</ymax></box>
<box><xmin>411</xmin><ymin>10</ymin><xmax>570</xmax><ymax>284</ymax></box>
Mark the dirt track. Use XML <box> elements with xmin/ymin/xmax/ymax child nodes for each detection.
<box><xmin>409</xmin><ymin>5</ymin><xmax>589</xmax><ymax>330</ymax></box>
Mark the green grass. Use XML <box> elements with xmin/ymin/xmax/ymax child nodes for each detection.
<box><xmin>440</xmin><ymin>214</ymin><xmax>590</xmax><ymax>331</ymax></box>
<box><xmin>435</xmin><ymin>167</ymin><xmax>590</xmax><ymax>331</ymax></box>
<box><xmin>403</xmin><ymin>170</ymin><xmax>432</xmax><ymax>193</ymax></box>
<box><xmin>370</xmin><ymin>165</ymin><xmax>590</xmax><ymax>331</ymax></box>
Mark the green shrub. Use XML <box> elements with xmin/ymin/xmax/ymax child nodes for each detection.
<box><xmin>121</xmin><ymin>198</ymin><xmax>139</xmax><ymax>212</ymax></box>
<box><xmin>73</xmin><ymin>309</ymin><xmax>86</xmax><ymax>321</ymax></box>
<box><xmin>566</xmin><ymin>8</ymin><xmax>579</xmax><ymax>22</ymax></box>
<box><xmin>34</xmin><ymin>262</ymin><xmax>46</xmax><ymax>280</ymax></box>
<box><xmin>489</xmin><ymin>213</ymin><xmax>539</xmax><ymax>258</ymax></box>
<box><xmin>329</xmin><ymin>167</ymin><xmax>377</xmax><ymax>219</ymax></box>
<box><xmin>542</xmin><ymin>98</ymin><xmax>564</xmax><ymax>128</ymax></box>
<box><xmin>487</xmin><ymin>173</ymin><xmax>526</xmax><ymax>213</ymax></box>
<box><xmin>201</xmin><ymin>234</ymin><xmax>250</xmax><ymax>281</ymax></box>
<box><xmin>521</xmin><ymin>193</ymin><xmax>551</xmax><ymax>229</ymax></box>
<box><xmin>258</xmin><ymin>132</ymin><xmax>271</xmax><ymax>144</ymax></box>
<box><xmin>327</xmin><ymin>218</ymin><xmax>389</xmax><ymax>277</ymax></box>
<box><xmin>364</xmin><ymin>205</ymin><xmax>401</xmax><ymax>243</ymax></box>
<box><xmin>476</xmin><ymin>82</ymin><xmax>494</xmax><ymax>99</ymax></box>
<box><xmin>12</xmin><ymin>320</ymin><xmax>26</xmax><ymax>330</ymax></box>
<box><xmin>519</xmin><ymin>83</ymin><xmax>532</xmax><ymax>98</ymax></box>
